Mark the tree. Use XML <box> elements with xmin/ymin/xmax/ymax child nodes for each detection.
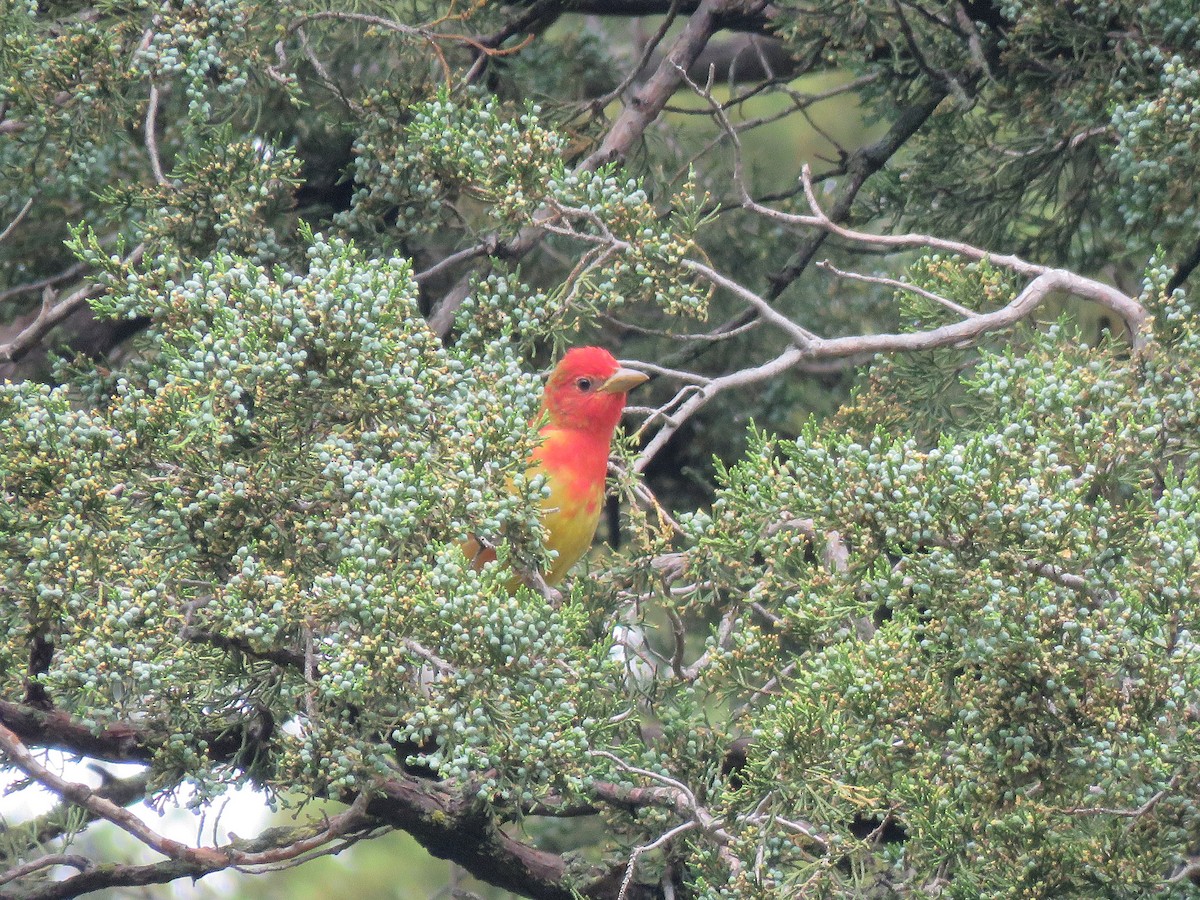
<box><xmin>2</xmin><ymin>0</ymin><xmax>1199</xmax><ymax>897</ymax></box>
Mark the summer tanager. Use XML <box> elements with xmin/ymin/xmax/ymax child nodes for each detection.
<box><xmin>468</xmin><ymin>346</ymin><xmax>648</xmax><ymax>586</ymax></box>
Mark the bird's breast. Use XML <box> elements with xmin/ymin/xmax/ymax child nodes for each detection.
<box><xmin>533</xmin><ymin>428</ymin><xmax>610</xmax><ymax>584</ymax></box>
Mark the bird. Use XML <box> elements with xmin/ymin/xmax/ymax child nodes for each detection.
<box><xmin>469</xmin><ymin>346</ymin><xmax>648</xmax><ymax>587</ymax></box>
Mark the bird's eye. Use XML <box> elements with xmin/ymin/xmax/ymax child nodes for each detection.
<box><xmin>576</xmin><ymin>377</ymin><xmax>593</xmax><ymax>392</ymax></box>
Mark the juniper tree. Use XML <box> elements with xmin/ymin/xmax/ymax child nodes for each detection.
<box><xmin>1</xmin><ymin>1</ymin><xmax>1199</xmax><ymax>898</ymax></box>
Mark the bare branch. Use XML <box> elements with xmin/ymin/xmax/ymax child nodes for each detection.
<box><xmin>635</xmin><ymin>346</ymin><xmax>802</xmax><ymax>470</ymax></box>
<box><xmin>5</xmin><ymin>770</ymin><xmax>151</xmax><ymax>857</ymax></box>
<box><xmin>0</xmin><ymin>854</ymin><xmax>93</xmax><ymax>887</ymax></box>
<box><xmin>0</xmin><ymin>261</ymin><xmax>89</xmax><ymax>305</ymax></box>
<box><xmin>590</xmin><ymin>753</ymin><xmax>741</xmax><ymax>880</ymax></box>
<box><xmin>0</xmin><ymin>197</ymin><xmax>34</xmax><ymax>246</ymax></box>
<box><xmin>792</xmin><ymin>165</ymin><xmax>1147</xmax><ymax>337</ymax></box>
<box><xmin>0</xmin><ymin>721</ymin><xmax>220</xmax><ymax>866</ymax></box>
<box><xmin>681</xmin><ymin>258</ymin><xmax>818</xmax><ymax>347</ymax></box>
<box><xmin>619</xmin><ymin>821</ymin><xmax>697</xmax><ymax>900</ymax></box>
<box><xmin>0</xmin><ymin>242</ymin><xmax>145</xmax><ymax>367</ymax></box>
<box><xmin>816</xmin><ymin>259</ymin><xmax>980</xmax><ymax>319</ymax></box>
<box><xmin>0</xmin><ymin>720</ymin><xmax>377</xmax><ymax>893</ymax></box>
<box><xmin>1057</xmin><ymin>773</ymin><xmax>1179</xmax><ymax>819</ymax></box>
<box><xmin>635</xmin><ymin>264</ymin><xmax>1145</xmax><ymax>470</ymax></box>
<box><xmin>414</xmin><ymin>239</ymin><xmax>497</xmax><ymax>284</ymax></box>
<box><xmin>145</xmin><ymin>83</ymin><xmax>168</xmax><ymax>185</ymax></box>
<box><xmin>762</xmin><ymin>91</ymin><xmax>949</xmax><ymax>301</ymax></box>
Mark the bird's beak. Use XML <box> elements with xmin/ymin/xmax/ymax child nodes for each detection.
<box><xmin>598</xmin><ymin>367</ymin><xmax>649</xmax><ymax>395</ymax></box>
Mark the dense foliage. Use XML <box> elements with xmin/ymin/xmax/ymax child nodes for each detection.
<box><xmin>1</xmin><ymin>1</ymin><xmax>1199</xmax><ymax>898</ymax></box>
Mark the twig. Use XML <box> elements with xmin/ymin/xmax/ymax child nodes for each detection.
<box><xmin>681</xmin><ymin>258</ymin><xmax>819</xmax><ymax>348</ymax></box>
<box><xmin>1059</xmin><ymin>773</ymin><xmax>1179</xmax><ymax>819</ymax></box>
<box><xmin>402</xmin><ymin>639</ymin><xmax>456</xmax><ymax>676</ymax></box>
<box><xmin>618</xmin><ymin>820</ymin><xmax>697</xmax><ymax>900</ymax></box>
<box><xmin>413</xmin><ymin>240</ymin><xmax>497</xmax><ymax>284</ymax></box>
<box><xmin>816</xmin><ymin>259</ymin><xmax>980</xmax><ymax>319</ymax></box>
<box><xmin>145</xmin><ymin>82</ymin><xmax>168</xmax><ymax>185</ymax></box>
<box><xmin>0</xmin><ymin>261</ymin><xmax>89</xmax><ymax>304</ymax></box>
<box><xmin>0</xmin><ymin>243</ymin><xmax>145</xmax><ymax>366</ymax></box>
<box><xmin>296</xmin><ymin>25</ymin><xmax>365</xmax><ymax>114</ymax></box>
<box><xmin>590</xmin><ymin>752</ymin><xmax>740</xmax><ymax>880</ymax></box>
<box><xmin>0</xmin><ymin>720</ymin><xmax>375</xmax><ymax>873</ymax></box>
<box><xmin>0</xmin><ymin>854</ymin><xmax>93</xmax><ymax>886</ymax></box>
<box><xmin>589</xmin><ymin>0</ymin><xmax>682</xmax><ymax>109</ymax></box>
<box><xmin>0</xmin><ymin>197</ymin><xmax>34</xmax><ymax>245</ymax></box>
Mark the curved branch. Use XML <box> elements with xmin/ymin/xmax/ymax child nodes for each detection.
<box><xmin>634</xmin><ymin>266</ymin><xmax>1148</xmax><ymax>470</ymax></box>
<box><xmin>365</xmin><ymin>776</ymin><xmax>577</xmax><ymax>899</ymax></box>
<box><xmin>781</xmin><ymin>165</ymin><xmax>1147</xmax><ymax>339</ymax></box>
<box><xmin>0</xmin><ymin>243</ymin><xmax>145</xmax><ymax>369</ymax></box>
<box><xmin>5</xmin><ymin>771</ymin><xmax>151</xmax><ymax>858</ymax></box>
<box><xmin>0</xmin><ymin>720</ymin><xmax>377</xmax><ymax>898</ymax></box>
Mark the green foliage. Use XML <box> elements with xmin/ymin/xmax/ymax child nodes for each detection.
<box><xmin>1</xmin><ymin>227</ymin><xmax>621</xmax><ymax>804</ymax></box>
<box><xmin>775</xmin><ymin>0</ymin><xmax>1200</xmax><ymax>266</ymax></box>
<box><xmin>665</xmin><ymin>274</ymin><xmax>1200</xmax><ymax>896</ymax></box>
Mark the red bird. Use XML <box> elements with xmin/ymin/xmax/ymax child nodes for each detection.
<box><xmin>533</xmin><ymin>347</ymin><xmax>648</xmax><ymax>584</ymax></box>
<box><xmin>468</xmin><ymin>347</ymin><xmax>647</xmax><ymax>586</ymax></box>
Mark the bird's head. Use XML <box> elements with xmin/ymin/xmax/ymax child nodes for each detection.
<box><xmin>541</xmin><ymin>346</ymin><xmax>648</xmax><ymax>437</ymax></box>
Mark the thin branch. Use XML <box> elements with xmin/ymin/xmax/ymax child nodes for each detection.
<box><xmin>784</xmin><ymin>165</ymin><xmax>1146</xmax><ymax>338</ymax></box>
<box><xmin>681</xmin><ymin>258</ymin><xmax>819</xmax><ymax>348</ymax></box>
<box><xmin>413</xmin><ymin>240</ymin><xmax>497</xmax><ymax>284</ymax></box>
<box><xmin>762</xmin><ymin>91</ymin><xmax>949</xmax><ymax>301</ymax></box>
<box><xmin>636</xmin><ymin>264</ymin><xmax>1146</xmax><ymax>470</ymax></box>
<box><xmin>601</xmin><ymin>311</ymin><xmax>763</xmax><ymax>344</ymax></box>
<box><xmin>635</xmin><ymin>346</ymin><xmax>801</xmax><ymax>470</ymax></box>
<box><xmin>590</xmin><ymin>754</ymin><xmax>740</xmax><ymax>880</ymax></box>
<box><xmin>0</xmin><ymin>197</ymin><xmax>35</xmax><ymax>245</ymax></box>
<box><xmin>816</xmin><ymin>259</ymin><xmax>980</xmax><ymax>319</ymax></box>
<box><xmin>0</xmin><ymin>243</ymin><xmax>145</xmax><ymax>366</ymax></box>
<box><xmin>402</xmin><ymin>639</ymin><xmax>456</xmax><ymax>677</ymax></box>
<box><xmin>0</xmin><ymin>261</ymin><xmax>89</xmax><ymax>305</ymax></box>
<box><xmin>145</xmin><ymin>83</ymin><xmax>168</xmax><ymax>185</ymax></box>
<box><xmin>619</xmin><ymin>821</ymin><xmax>697</xmax><ymax>900</ymax></box>
<box><xmin>1057</xmin><ymin>773</ymin><xmax>1179</xmax><ymax>819</ymax></box>
<box><xmin>0</xmin><ymin>854</ymin><xmax>92</xmax><ymax>887</ymax></box>
<box><xmin>590</xmin><ymin>0</ymin><xmax>764</xmax><ymax>171</ymax></box>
